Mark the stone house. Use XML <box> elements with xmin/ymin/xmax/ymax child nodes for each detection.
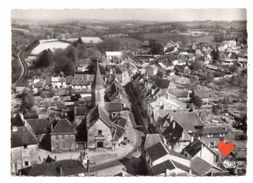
<box><xmin>50</xmin><ymin>118</ymin><xmax>77</xmax><ymax>152</ymax></box>
<box><xmin>182</xmin><ymin>138</ymin><xmax>218</xmax><ymax>165</ymax></box>
<box><xmin>145</xmin><ymin>142</ymin><xmax>189</xmax><ymax>176</ymax></box>
<box><xmin>11</xmin><ymin>126</ymin><xmax>39</xmax><ymax>175</ymax></box>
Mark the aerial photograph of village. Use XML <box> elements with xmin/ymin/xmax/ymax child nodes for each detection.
<box><xmin>11</xmin><ymin>9</ymin><xmax>247</xmax><ymax>176</ymax></box>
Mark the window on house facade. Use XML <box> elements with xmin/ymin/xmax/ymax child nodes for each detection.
<box><xmin>24</xmin><ymin>161</ymin><xmax>29</xmax><ymax>166</ymax></box>
<box><xmin>23</xmin><ymin>145</ymin><xmax>27</xmax><ymax>149</ymax></box>
<box><xmin>98</xmin><ymin>130</ymin><xmax>103</xmax><ymax>135</ymax></box>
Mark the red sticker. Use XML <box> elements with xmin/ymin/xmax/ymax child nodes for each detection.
<box><xmin>218</xmin><ymin>141</ymin><xmax>235</xmax><ymax>158</ymax></box>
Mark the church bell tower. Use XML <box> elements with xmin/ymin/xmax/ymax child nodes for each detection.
<box><xmin>94</xmin><ymin>62</ymin><xmax>105</xmax><ymax>106</ymax></box>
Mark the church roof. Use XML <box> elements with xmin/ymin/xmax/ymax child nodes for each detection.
<box><xmin>95</xmin><ymin>63</ymin><xmax>104</xmax><ymax>90</ymax></box>
<box><xmin>86</xmin><ymin>105</ymin><xmax>114</xmax><ymax>129</ymax></box>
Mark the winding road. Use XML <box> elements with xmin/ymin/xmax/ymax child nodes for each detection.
<box><xmin>13</xmin><ymin>49</ymin><xmax>28</xmax><ymax>86</ymax></box>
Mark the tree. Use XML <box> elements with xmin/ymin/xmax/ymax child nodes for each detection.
<box><xmin>149</xmin><ymin>40</ymin><xmax>164</xmax><ymax>55</ymax></box>
<box><xmin>34</xmin><ymin>49</ymin><xmax>54</xmax><ymax>68</ymax></box>
<box><xmin>53</xmin><ymin>55</ymin><xmax>75</xmax><ymax>76</ymax></box>
<box><xmin>97</xmin><ymin>39</ymin><xmax>121</xmax><ymax>53</ymax></box>
<box><xmin>190</xmin><ymin>60</ymin><xmax>205</xmax><ymax>72</ymax></box>
<box><xmin>210</xmin><ymin>48</ymin><xmax>219</xmax><ymax>63</ymax></box>
<box><xmin>20</xmin><ymin>93</ymin><xmax>34</xmax><ymax>112</ymax></box>
<box><xmin>190</xmin><ymin>95</ymin><xmax>203</xmax><ymax>108</ymax></box>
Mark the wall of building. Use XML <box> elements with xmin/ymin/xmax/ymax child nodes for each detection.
<box><xmin>51</xmin><ymin>134</ymin><xmax>76</xmax><ymax>152</ymax></box>
<box><xmin>194</xmin><ymin>146</ymin><xmax>216</xmax><ymax>165</ymax></box>
<box><xmin>11</xmin><ymin>144</ymin><xmax>39</xmax><ymax>174</ymax></box>
<box><xmin>87</xmin><ymin>119</ymin><xmax>113</xmax><ymax>149</ymax></box>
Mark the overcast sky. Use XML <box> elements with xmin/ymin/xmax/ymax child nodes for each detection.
<box><xmin>12</xmin><ymin>9</ymin><xmax>246</xmax><ymax>22</ymax></box>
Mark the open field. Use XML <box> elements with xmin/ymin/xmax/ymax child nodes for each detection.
<box><xmin>143</xmin><ymin>31</ymin><xmax>215</xmax><ymax>45</ymax></box>
<box><xmin>31</xmin><ymin>41</ymin><xmax>70</xmax><ymax>55</ymax></box>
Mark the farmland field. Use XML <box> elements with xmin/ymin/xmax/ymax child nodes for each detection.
<box><xmin>143</xmin><ymin>31</ymin><xmax>215</xmax><ymax>45</ymax></box>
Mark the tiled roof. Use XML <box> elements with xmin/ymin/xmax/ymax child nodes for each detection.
<box><xmin>26</xmin><ymin>119</ymin><xmax>50</xmax><ymax>135</ymax></box>
<box><xmin>146</xmin><ymin>142</ymin><xmax>168</xmax><ymax>162</ymax></box>
<box><xmin>151</xmin><ymin>159</ymin><xmax>175</xmax><ymax>175</ymax></box>
<box><xmin>51</xmin><ymin>119</ymin><xmax>76</xmax><ymax>134</ymax></box>
<box><xmin>171</xmin><ymin>112</ymin><xmax>203</xmax><ymax>132</ymax></box>
<box><xmin>144</xmin><ymin>134</ymin><xmax>162</xmax><ymax>149</ymax></box>
<box><xmin>20</xmin><ymin>160</ymin><xmax>85</xmax><ymax>176</ymax></box>
<box><xmin>11</xmin><ymin>126</ymin><xmax>38</xmax><ymax>148</ymax></box>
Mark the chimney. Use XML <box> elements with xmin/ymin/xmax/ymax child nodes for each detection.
<box><xmin>87</xmin><ymin>159</ymin><xmax>90</xmax><ymax>173</ymax></box>
<box><xmin>57</xmin><ymin>163</ymin><xmax>63</xmax><ymax>175</ymax></box>
<box><xmin>189</xmin><ymin>168</ymin><xmax>192</xmax><ymax>175</ymax></box>
<box><xmin>190</xmin><ymin>136</ymin><xmax>194</xmax><ymax>143</ymax></box>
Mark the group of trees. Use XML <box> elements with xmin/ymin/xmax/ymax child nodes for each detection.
<box><xmin>33</xmin><ymin>38</ymin><xmax>89</xmax><ymax>76</ymax></box>
<box><xmin>97</xmin><ymin>39</ymin><xmax>121</xmax><ymax>53</ymax></box>
<box><xmin>149</xmin><ymin>40</ymin><xmax>164</xmax><ymax>55</ymax></box>
<box><xmin>190</xmin><ymin>61</ymin><xmax>214</xmax><ymax>85</ymax></box>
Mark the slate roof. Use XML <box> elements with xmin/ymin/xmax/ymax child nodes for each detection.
<box><xmin>115</xmin><ymin>117</ymin><xmax>127</xmax><ymax>128</ymax></box>
<box><xmin>112</xmin><ymin>127</ymin><xmax>125</xmax><ymax>141</ymax></box>
<box><xmin>34</xmin><ymin>81</ymin><xmax>44</xmax><ymax>88</ymax></box>
<box><xmin>171</xmin><ymin>112</ymin><xmax>203</xmax><ymax>133</ymax></box>
<box><xmin>183</xmin><ymin>139</ymin><xmax>202</xmax><ymax>157</ymax></box>
<box><xmin>11</xmin><ymin>114</ymin><xmax>24</xmax><ymax>127</ymax></box>
<box><xmin>72</xmin><ymin>79</ymin><xmax>90</xmax><ymax>86</ymax></box>
<box><xmin>151</xmin><ymin>159</ymin><xmax>175</xmax><ymax>175</ymax></box>
<box><xmin>146</xmin><ymin>142</ymin><xmax>168</xmax><ymax>162</ymax></box>
<box><xmin>87</xmin><ymin>105</ymin><xmax>114</xmax><ymax>129</ymax></box>
<box><xmin>95</xmin><ymin>63</ymin><xmax>104</xmax><ymax>90</ymax></box>
<box><xmin>172</xmin><ymin>161</ymin><xmax>190</xmax><ymax>173</ymax></box>
<box><xmin>26</xmin><ymin>119</ymin><xmax>50</xmax><ymax>135</ymax></box>
<box><xmin>11</xmin><ymin>126</ymin><xmax>38</xmax><ymax>148</ymax></box>
<box><xmin>20</xmin><ymin>160</ymin><xmax>85</xmax><ymax>176</ymax></box>
<box><xmin>154</xmin><ymin>79</ymin><xmax>170</xmax><ymax>89</ymax></box>
<box><xmin>168</xmin><ymin>88</ymin><xmax>189</xmax><ymax>98</ymax></box>
<box><xmin>65</xmin><ymin>75</ymin><xmax>73</xmax><ymax>84</ymax></box>
<box><xmin>190</xmin><ymin>157</ymin><xmax>213</xmax><ymax>176</ymax></box>
<box><xmin>144</xmin><ymin>134</ymin><xmax>162</xmax><ymax>149</ymax></box>
<box><xmin>51</xmin><ymin>119</ymin><xmax>76</xmax><ymax>135</ymax></box>
<box><xmin>104</xmin><ymin>102</ymin><xmax>123</xmax><ymax>112</ymax></box>
<box><xmin>202</xmin><ymin>126</ymin><xmax>228</xmax><ymax>135</ymax></box>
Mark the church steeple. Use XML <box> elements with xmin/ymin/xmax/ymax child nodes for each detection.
<box><xmin>95</xmin><ymin>62</ymin><xmax>105</xmax><ymax>106</ymax></box>
<box><xmin>95</xmin><ymin>62</ymin><xmax>104</xmax><ymax>90</ymax></box>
